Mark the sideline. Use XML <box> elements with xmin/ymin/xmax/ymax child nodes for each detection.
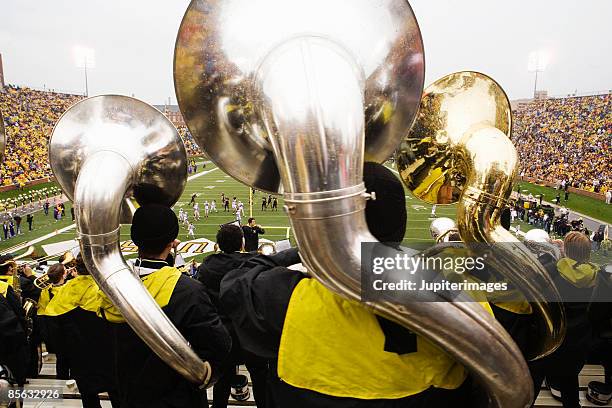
<box><xmin>385</xmin><ymin>165</ymin><xmax>609</xmax><ymax>228</ymax></box>
<box><xmin>4</xmin><ymin>166</ymin><xmax>221</xmax><ymax>254</ymax></box>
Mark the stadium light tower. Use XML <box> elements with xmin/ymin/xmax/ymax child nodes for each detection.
<box><xmin>528</xmin><ymin>50</ymin><xmax>548</xmax><ymax>99</ymax></box>
<box><xmin>73</xmin><ymin>46</ymin><xmax>96</xmax><ymax>96</ymax></box>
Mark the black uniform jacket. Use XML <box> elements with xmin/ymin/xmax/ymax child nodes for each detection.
<box><xmin>0</xmin><ymin>286</ymin><xmax>29</xmax><ymax>383</ymax></box>
<box><xmin>109</xmin><ymin>260</ymin><xmax>232</xmax><ymax>408</ymax></box>
<box><xmin>241</xmin><ymin>225</ymin><xmax>265</xmax><ymax>252</ymax></box>
<box><xmin>196</xmin><ymin>251</ymin><xmax>256</xmax><ymax>324</ymax></box>
<box><xmin>218</xmin><ymin>249</ymin><xmax>466</xmax><ymax>408</ymax></box>
<box><xmin>58</xmin><ymin>307</ymin><xmax>116</xmax><ymax>393</ymax></box>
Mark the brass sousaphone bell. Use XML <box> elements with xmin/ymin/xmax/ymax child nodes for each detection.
<box><xmin>396</xmin><ymin>71</ymin><xmax>565</xmax><ymax>360</ymax></box>
<box><xmin>49</xmin><ymin>96</ymin><xmax>213</xmax><ymax>387</ymax></box>
<box><xmin>175</xmin><ymin>1</ymin><xmax>532</xmax><ymax>406</ymax></box>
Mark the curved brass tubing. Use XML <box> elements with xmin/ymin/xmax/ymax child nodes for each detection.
<box><xmin>49</xmin><ymin>95</ymin><xmax>212</xmax><ymax>387</ymax></box>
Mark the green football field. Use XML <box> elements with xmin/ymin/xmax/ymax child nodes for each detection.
<box><xmin>0</xmin><ymin>163</ymin><xmax>455</xmax><ymax>259</ymax></box>
<box><xmin>515</xmin><ymin>181</ymin><xmax>611</xmax><ymax>224</ymax></box>
<box><xmin>0</xmin><ymin>163</ymin><xmax>608</xmax><ymax>266</ymax></box>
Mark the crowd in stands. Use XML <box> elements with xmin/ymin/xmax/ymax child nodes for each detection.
<box><xmin>0</xmin><ymin>86</ymin><xmax>204</xmax><ymax>190</ymax></box>
<box><xmin>0</xmin><ymin>85</ymin><xmax>82</xmax><ymax>188</ymax></box>
<box><xmin>1</xmin><ymin>85</ymin><xmax>609</xmax><ymax>194</ymax></box>
<box><xmin>177</xmin><ymin>126</ymin><xmax>203</xmax><ymax>156</ymax></box>
<box><xmin>511</xmin><ymin>93</ymin><xmax>611</xmax><ymax>194</ymax></box>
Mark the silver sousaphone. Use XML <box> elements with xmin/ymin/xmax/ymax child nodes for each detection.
<box><xmin>49</xmin><ymin>95</ymin><xmax>212</xmax><ymax>387</ymax></box>
<box><xmin>175</xmin><ymin>1</ymin><xmax>532</xmax><ymax>406</ymax></box>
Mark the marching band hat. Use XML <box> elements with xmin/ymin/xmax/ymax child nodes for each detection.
<box><xmin>587</xmin><ymin>381</ymin><xmax>612</xmax><ymax>405</ymax></box>
<box><xmin>131</xmin><ymin>204</ymin><xmax>179</xmax><ymax>251</ymax></box>
<box><xmin>363</xmin><ymin>162</ymin><xmax>407</xmax><ymax>245</ymax></box>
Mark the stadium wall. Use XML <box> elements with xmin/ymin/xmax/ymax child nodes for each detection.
<box><xmin>0</xmin><ymin>177</ymin><xmax>55</xmax><ymax>193</ymax></box>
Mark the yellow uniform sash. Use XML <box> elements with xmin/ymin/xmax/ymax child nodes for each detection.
<box><xmin>0</xmin><ymin>275</ymin><xmax>14</xmax><ymax>288</ymax></box>
<box><xmin>37</xmin><ymin>286</ymin><xmax>64</xmax><ymax>315</ymax></box>
<box><xmin>42</xmin><ymin>275</ymin><xmax>101</xmax><ymax>317</ymax></box>
<box><xmin>98</xmin><ymin>266</ymin><xmax>182</xmax><ymax>323</ymax></box>
<box><xmin>0</xmin><ymin>280</ymin><xmax>8</xmax><ymax>297</ymax></box>
<box><xmin>278</xmin><ymin>279</ymin><xmax>467</xmax><ymax>400</ymax></box>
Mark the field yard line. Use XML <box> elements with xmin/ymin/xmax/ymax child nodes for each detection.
<box><xmin>6</xmin><ymin>223</ymin><xmax>77</xmax><ymax>253</ymax></box>
<box><xmin>6</xmin><ymin>166</ymin><xmax>222</xmax><ymax>253</ymax></box>
<box><xmin>188</xmin><ymin>166</ymin><xmax>219</xmax><ymax>181</ymax></box>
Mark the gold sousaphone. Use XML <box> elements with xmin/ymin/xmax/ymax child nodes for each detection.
<box><xmin>396</xmin><ymin>71</ymin><xmax>565</xmax><ymax>360</ymax></box>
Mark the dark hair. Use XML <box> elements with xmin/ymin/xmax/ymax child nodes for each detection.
<box><xmin>247</xmin><ymin>217</ymin><xmax>255</xmax><ymax>224</ymax></box>
<box><xmin>75</xmin><ymin>254</ymin><xmax>89</xmax><ymax>275</ymax></box>
<box><xmin>216</xmin><ymin>224</ymin><xmax>243</xmax><ymax>253</ymax></box>
<box><xmin>0</xmin><ymin>254</ymin><xmax>15</xmax><ymax>275</ymax></box>
<box><xmin>47</xmin><ymin>264</ymin><xmax>66</xmax><ymax>285</ymax></box>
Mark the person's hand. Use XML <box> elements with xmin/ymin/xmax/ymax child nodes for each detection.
<box><xmin>172</xmin><ymin>239</ymin><xmax>181</xmax><ymax>249</ymax></box>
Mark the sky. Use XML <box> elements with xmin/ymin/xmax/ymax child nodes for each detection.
<box><xmin>0</xmin><ymin>0</ymin><xmax>610</xmax><ymax>104</ymax></box>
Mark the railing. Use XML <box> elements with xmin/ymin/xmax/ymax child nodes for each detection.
<box><xmin>2</xmin><ymin>83</ymin><xmax>84</xmax><ymax>97</ymax></box>
<box><xmin>548</xmin><ymin>89</ymin><xmax>611</xmax><ymax>99</ymax></box>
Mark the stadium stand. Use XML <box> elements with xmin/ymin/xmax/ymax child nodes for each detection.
<box><xmin>0</xmin><ymin>85</ymin><xmax>82</xmax><ymax>188</ymax></box>
<box><xmin>511</xmin><ymin>93</ymin><xmax>611</xmax><ymax>194</ymax></box>
<box><xmin>0</xmin><ymin>86</ymin><xmax>203</xmax><ymax>190</ymax></box>
<box><xmin>178</xmin><ymin>125</ymin><xmax>203</xmax><ymax>157</ymax></box>
<box><xmin>1</xmin><ymin>85</ymin><xmax>607</xmax><ymax>194</ymax></box>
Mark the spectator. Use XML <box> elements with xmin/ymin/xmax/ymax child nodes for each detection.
<box><xmin>0</xmin><ymin>86</ymin><xmax>82</xmax><ymax>187</ymax></box>
<box><xmin>26</xmin><ymin>214</ymin><xmax>33</xmax><ymax>231</ymax></box>
<box><xmin>511</xmin><ymin>93</ymin><xmax>611</xmax><ymax>196</ymax></box>
<box><xmin>13</xmin><ymin>215</ymin><xmax>22</xmax><ymax>235</ymax></box>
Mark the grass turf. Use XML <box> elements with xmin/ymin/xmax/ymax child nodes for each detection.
<box><xmin>0</xmin><ymin>165</ymin><xmax>608</xmax><ymax>266</ymax></box>
<box><xmin>515</xmin><ymin>181</ymin><xmax>611</xmax><ymax>224</ymax></box>
<box><xmin>0</xmin><ymin>165</ymin><xmax>454</xmax><ymax>259</ymax></box>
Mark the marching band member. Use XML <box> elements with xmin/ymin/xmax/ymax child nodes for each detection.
<box><xmin>0</xmin><ymin>274</ymin><xmax>28</xmax><ymax>386</ymax></box>
<box><xmin>530</xmin><ymin>232</ymin><xmax>602</xmax><ymax>408</ymax></box>
<box><xmin>37</xmin><ymin>263</ymin><xmax>71</xmax><ymax>380</ymax></box>
<box><xmin>197</xmin><ymin>224</ymin><xmax>269</xmax><ymax>408</ymax></box>
<box><xmin>0</xmin><ymin>254</ymin><xmax>41</xmax><ymax>303</ymax></box>
<box><xmin>98</xmin><ymin>204</ymin><xmax>231</xmax><ymax>408</ymax></box>
<box><xmin>219</xmin><ymin>163</ymin><xmax>475</xmax><ymax>408</ymax></box>
<box><xmin>0</xmin><ymin>255</ymin><xmax>41</xmax><ymax>377</ymax></box>
<box><xmin>42</xmin><ymin>260</ymin><xmax>119</xmax><ymax>408</ymax></box>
